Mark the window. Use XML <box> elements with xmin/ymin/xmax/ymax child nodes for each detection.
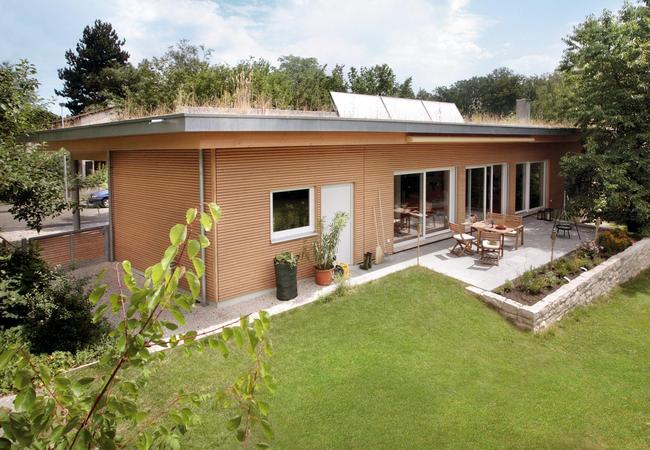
<box><xmin>515</xmin><ymin>161</ymin><xmax>546</xmax><ymax>213</ymax></box>
<box><xmin>271</xmin><ymin>187</ymin><xmax>314</xmax><ymax>242</ymax></box>
<box><xmin>465</xmin><ymin>164</ymin><xmax>506</xmax><ymax>220</ymax></box>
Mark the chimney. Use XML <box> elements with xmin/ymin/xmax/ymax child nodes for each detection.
<box><xmin>516</xmin><ymin>98</ymin><xmax>531</xmax><ymax>123</ymax></box>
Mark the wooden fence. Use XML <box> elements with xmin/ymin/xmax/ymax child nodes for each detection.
<box><xmin>27</xmin><ymin>225</ymin><xmax>109</xmax><ymax>268</ymax></box>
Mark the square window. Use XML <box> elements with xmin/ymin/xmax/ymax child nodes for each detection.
<box><xmin>271</xmin><ymin>188</ymin><xmax>314</xmax><ymax>242</ymax></box>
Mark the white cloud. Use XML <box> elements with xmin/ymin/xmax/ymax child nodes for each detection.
<box><xmin>100</xmin><ymin>0</ymin><xmax>494</xmax><ymax>90</ymax></box>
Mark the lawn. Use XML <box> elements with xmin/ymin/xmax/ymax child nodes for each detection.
<box><xmin>120</xmin><ymin>267</ymin><xmax>650</xmax><ymax>449</ymax></box>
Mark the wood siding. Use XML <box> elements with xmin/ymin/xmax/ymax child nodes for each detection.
<box><xmin>109</xmin><ymin>140</ymin><xmax>579</xmax><ymax>302</ymax></box>
<box><xmin>110</xmin><ymin>150</ymin><xmax>200</xmax><ymax>281</ymax></box>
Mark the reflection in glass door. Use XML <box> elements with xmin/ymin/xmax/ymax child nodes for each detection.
<box><xmin>394</xmin><ymin>169</ymin><xmax>454</xmax><ymax>246</ymax></box>
<box><xmin>465</xmin><ymin>164</ymin><xmax>506</xmax><ymax>220</ymax></box>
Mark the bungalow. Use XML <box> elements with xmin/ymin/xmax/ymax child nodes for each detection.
<box><xmin>33</xmin><ymin>94</ymin><xmax>580</xmax><ymax>303</ymax></box>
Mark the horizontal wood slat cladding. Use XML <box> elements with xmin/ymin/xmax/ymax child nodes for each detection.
<box><xmin>111</xmin><ymin>150</ymin><xmax>199</xmax><ymax>278</ymax></box>
<box><xmin>215</xmin><ymin>146</ymin><xmax>365</xmax><ymax>300</ymax></box>
<box><xmin>213</xmin><ymin>141</ymin><xmax>577</xmax><ymax>301</ymax></box>
<box><xmin>34</xmin><ymin>228</ymin><xmax>106</xmax><ymax>267</ymax></box>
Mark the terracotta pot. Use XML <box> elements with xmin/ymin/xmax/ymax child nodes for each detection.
<box><xmin>314</xmin><ymin>267</ymin><xmax>333</xmax><ymax>286</ymax></box>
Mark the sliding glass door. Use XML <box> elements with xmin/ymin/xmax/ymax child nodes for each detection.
<box><xmin>515</xmin><ymin>161</ymin><xmax>546</xmax><ymax>212</ymax></box>
<box><xmin>465</xmin><ymin>164</ymin><xmax>506</xmax><ymax>220</ymax></box>
<box><xmin>394</xmin><ymin>168</ymin><xmax>454</xmax><ymax>246</ymax></box>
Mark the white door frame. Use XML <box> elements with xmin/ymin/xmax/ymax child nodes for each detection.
<box><xmin>321</xmin><ymin>183</ymin><xmax>354</xmax><ymax>264</ymax></box>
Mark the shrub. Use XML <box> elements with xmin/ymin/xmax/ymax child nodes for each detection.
<box><xmin>496</xmin><ymin>279</ymin><xmax>514</xmax><ymax>294</ymax></box>
<box><xmin>577</xmin><ymin>240</ymin><xmax>600</xmax><ymax>260</ymax></box>
<box><xmin>0</xmin><ymin>243</ymin><xmax>49</xmax><ymax>294</ymax></box>
<box><xmin>552</xmin><ymin>259</ymin><xmax>571</xmax><ymax>278</ymax></box>
<box><xmin>515</xmin><ymin>269</ymin><xmax>547</xmax><ymax>295</ymax></box>
<box><xmin>25</xmin><ymin>271</ymin><xmax>109</xmax><ymax>354</ymax></box>
<box><xmin>0</xmin><ymin>327</ymin><xmax>114</xmax><ymax>395</ymax></box>
<box><xmin>597</xmin><ymin>228</ymin><xmax>632</xmax><ymax>257</ymax></box>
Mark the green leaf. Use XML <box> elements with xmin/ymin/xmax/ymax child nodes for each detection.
<box><xmin>122</xmin><ymin>260</ymin><xmax>133</xmax><ymax>276</ymax></box>
<box><xmin>236</xmin><ymin>428</ymin><xmax>246</xmax><ymax>442</ymax></box>
<box><xmin>200</xmin><ymin>212</ymin><xmax>213</xmax><ymax>232</ymax></box>
<box><xmin>208</xmin><ymin>203</ymin><xmax>222</xmax><ymax>223</ymax></box>
<box><xmin>258</xmin><ymin>401</ymin><xmax>270</xmax><ymax>417</ymax></box>
<box><xmin>93</xmin><ymin>304</ymin><xmax>108</xmax><ymax>323</ymax></box>
<box><xmin>162</xmin><ymin>245</ymin><xmax>178</xmax><ymax>270</ymax></box>
<box><xmin>187</xmin><ymin>239</ymin><xmax>201</xmax><ymax>259</ymax></box>
<box><xmin>199</xmin><ymin>234</ymin><xmax>210</xmax><ymax>248</ymax></box>
<box><xmin>14</xmin><ymin>386</ymin><xmax>35</xmax><ymax>412</ymax></box>
<box><xmin>88</xmin><ymin>284</ymin><xmax>107</xmax><ymax>304</ymax></box>
<box><xmin>0</xmin><ymin>349</ymin><xmax>14</xmax><ymax>369</ymax></box>
<box><xmin>151</xmin><ymin>262</ymin><xmax>164</xmax><ymax>285</ymax></box>
<box><xmin>169</xmin><ymin>224</ymin><xmax>188</xmax><ymax>246</ymax></box>
<box><xmin>226</xmin><ymin>416</ymin><xmax>241</xmax><ymax>431</ymax></box>
<box><xmin>185</xmin><ymin>272</ymin><xmax>201</xmax><ymax>299</ymax></box>
<box><xmin>192</xmin><ymin>257</ymin><xmax>205</xmax><ymax>278</ymax></box>
<box><xmin>185</xmin><ymin>207</ymin><xmax>197</xmax><ymax>224</ymax></box>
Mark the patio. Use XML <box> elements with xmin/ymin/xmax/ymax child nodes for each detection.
<box><xmin>352</xmin><ymin>216</ymin><xmax>595</xmax><ymax>291</ymax></box>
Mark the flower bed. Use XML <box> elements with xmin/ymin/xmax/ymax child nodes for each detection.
<box><xmin>467</xmin><ymin>229</ymin><xmax>647</xmax><ymax>332</ymax></box>
<box><xmin>494</xmin><ymin>229</ymin><xmax>631</xmax><ymax>306</ymax></box>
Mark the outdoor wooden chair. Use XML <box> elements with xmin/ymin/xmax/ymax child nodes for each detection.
<box><xmin>478</xmin><ymin>230</ymin><xmax>503</xmax><ymax>265</ymax></box>
<box><xmin>450</xmin><ymin>222</ymin><xmax>476</xmax><ymax>256</ymax></box>
<box><xmin>504</xmin><ymin>214</ymin><xmax>524</xmax><ymax>248</ymax></box>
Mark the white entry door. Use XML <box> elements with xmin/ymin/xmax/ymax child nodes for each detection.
<box><xmin>321</xmin><ymin>183</ymin><xmax>353</xmax><ymax>265</ymax></box>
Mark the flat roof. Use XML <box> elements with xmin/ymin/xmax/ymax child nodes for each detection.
<box><xmin>30</xmin><ymin>113</ymin><xmax>577</xmax><ymax>142</ymax></box>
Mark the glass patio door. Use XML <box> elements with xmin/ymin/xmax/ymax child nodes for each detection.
<box><xmin>465</xmin><ymin>164</ymin><xmax>505</xmax><ymax>220</ymax></box>
<box><xmin>394</xmin><ymin>168</ymin><xmax>454</xmax><ymax>246</ymax></box>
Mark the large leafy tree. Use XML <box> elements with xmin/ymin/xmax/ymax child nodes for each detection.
<box><xmin>57</xmin><ymin>20</ymin><xmax>130</xmax><ymax>115</ymax></box>
<box><xmin>431</xmin><ymin>67</ymin><xmax>538</xmax><ymax>116</ymax></box>
<box><xmin>559</xmin><ymin>1</ymin><xmax>650</xmax><ymax>230</ymax></box>
<box><xmin>0</xmin><ymin>60</ymin><xmax>65</xmax><ymax>231</ymax></box>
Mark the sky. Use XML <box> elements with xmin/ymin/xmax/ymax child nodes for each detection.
<box><xmin>0</xmin><ymin>0</ymin><xmax>624</xmax><ymax>113</ymax></box>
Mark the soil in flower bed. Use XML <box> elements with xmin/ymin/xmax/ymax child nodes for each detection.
<box><xmin>494</xmin><ymin>229</ymin><xmax>633</xmax><ymax>306</ymax></box>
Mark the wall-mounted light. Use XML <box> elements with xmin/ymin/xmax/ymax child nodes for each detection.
<box><xmin>150</xmin><ymin>118</ymin><xmax>164</xmax><ymax>124</ymax></box>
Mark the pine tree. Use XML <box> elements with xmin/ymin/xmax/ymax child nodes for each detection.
<box><xmin>56</xmin><ymin>20</ymin><xmax>130</xmax><ymax>115</ymax></box>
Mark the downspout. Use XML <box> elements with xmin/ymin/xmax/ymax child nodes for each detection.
<box><xmin>199</xmin><ymin>149</ymin><xmax>208</xmax><ymax>306</ymax></box>
<box><xmin>107</xmin><ymin>151</ymin><xmax>114</xmax><ymax>261</ymax></box>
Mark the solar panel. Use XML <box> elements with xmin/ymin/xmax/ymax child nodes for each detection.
<box><xmin>381</xmin><ymin>96</ymin><xmax>430</xmax><ymax>121</ymax></box>
<box><xmin>422</xmin><ymin>101</ymin><xmax>464</xmax><ymax>123</ymax></box>
<box><xmin>330</xmin><ymin>92</ymin><xmax>390</xmax><ymax>120</ymax></box>
<box><xmin>330</xmin><ymin>92</ymin><xmax>464</xmax><ymax>123</ymax></box>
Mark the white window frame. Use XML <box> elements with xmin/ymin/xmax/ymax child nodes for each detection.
<box><xmin>515</xmin><ymin>161</ymin><xmax>547</xmax><ymax>214</ymax></box>
<box><xmin>270</xmin><ymin>186</ymin><xmax>315</xmax><ymax>243</ymax></box>
<box><xmin>465</xmin><ymin>163</ymin><xmax>508</xmax><ymax>219</ymax></box>
<box><xmin>393</xmin><ymin>167</ymin><xmax>456</xmax><ymax>251</ymax></box>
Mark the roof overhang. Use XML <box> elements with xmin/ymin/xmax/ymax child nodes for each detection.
<box><xmin>29</xmin><ymin>112</ymin><xmax>578</xmax><ymax>143</ymax></box>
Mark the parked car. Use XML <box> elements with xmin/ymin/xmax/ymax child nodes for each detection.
<box><xmin>88</xmin><ymin>189</ymin><xmax>109</xmax><ymax>208</ymax></box>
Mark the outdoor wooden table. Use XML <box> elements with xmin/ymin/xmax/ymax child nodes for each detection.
<box><xmin>471</xmin><ymin>221</ymin><xmax>519</xmax><ymax>249</ymax></box>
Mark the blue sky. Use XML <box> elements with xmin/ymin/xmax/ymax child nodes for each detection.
<box><xmin>0</xmin><ymin>0</ymin><xmax>624</xmax><ymax>113</ymax></box>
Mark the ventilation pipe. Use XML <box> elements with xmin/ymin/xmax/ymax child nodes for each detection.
<box><xmin>516</xmin><ymin>98</ymin><xmax>531</xmax><ymax>123</ymax></box>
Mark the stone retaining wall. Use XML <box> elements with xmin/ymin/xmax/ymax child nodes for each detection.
<box><xmin>467</xmin><ymin>238</ymin><xmax>650</xmax><ymax>332</ymax></box>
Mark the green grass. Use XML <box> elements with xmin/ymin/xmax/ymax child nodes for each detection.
<box><xmin>113</xmin><ymin>267</ymin><xmax>650</xmax><ymax>448</ymax></box>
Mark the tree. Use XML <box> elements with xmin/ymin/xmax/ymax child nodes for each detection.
<box><xmin>558</xmin><ymin>2</ymin><xmax>650</xmax><ymax>231</ymax></box>
<box><xmin>57</xmin><ymin>20</ymin><xmax>130</xmax><ymax>115</ymax></box>
<box><xmin>0</xmin><ymin>60</ymin><xmax>65</xmax><ymax>231</ymax></box>
<box><xmin>0</xmin><ymin>205</ymin><xmax>275</xmax><ymax>448</ymax></box>
<box><xmin>433</xmin><ymin>67</ymin><xmax>534</xmax><ymax>116</ymax></box>
<box><xmin>348</xmin><ymin>64</ymin><xmax>399</xmax><ymax>96</ymax></box>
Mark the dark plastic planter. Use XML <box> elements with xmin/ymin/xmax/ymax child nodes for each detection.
<box><xmin>274</xmin><ymin>261</ymin><xmax>297</xmax><ymax>301</ymax></box>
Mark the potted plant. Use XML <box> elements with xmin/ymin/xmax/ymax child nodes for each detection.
<box><xmin>312</xmin><ymin>212</ymin><xmax>349</xmax><ymax>286</ymax></box>
<box><xmin>274</xmin><ymin>251</ymin><xmax>298</xmax><ymax>300</ymax></box>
